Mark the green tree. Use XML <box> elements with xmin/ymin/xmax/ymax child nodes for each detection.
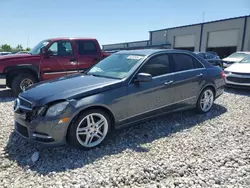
<box><xmin>15</xmin><ymin>44</ymin><xmax>23</xmax><ymax>52</ymax></box>
<box><xmin>25</xmin><ymin>47</ymin><xmax>31</xmax><ymax>51</ymax></box>
<box><xmin>0</xmin><ymin>44</ymin><xmax>12</xmax><ymax>52</ymax></box>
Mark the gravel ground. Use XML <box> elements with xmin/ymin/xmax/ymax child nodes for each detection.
<box><xmin>0</xmin><ymin>88</ymin><xmax>249</xmax><ymax>188</ymax></box>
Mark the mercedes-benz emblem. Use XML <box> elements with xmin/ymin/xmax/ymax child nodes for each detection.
<box><xmin>14</xmin><ymin>98</ymin><xmax>20</xmax><ymax>112</ymax></box>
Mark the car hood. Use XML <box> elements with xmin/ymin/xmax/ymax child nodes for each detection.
<box><xmin>222</xmin><ymin>57</ymin><xmax>244</xmax><ymax>62</ymax></box>
<box><xmin>20</xmin><ymin>73</ymin><xmax>122</xmax><ymax>106</ymax></box>
<box><xmin>225</xmin><ymin>63</ymin><xmax>250</xmax><ymax>73</ymax></box>
<box><xmin>0</xmin><ymin>54</ymin><xmax>33</xmax><ymax>61</ymax></box>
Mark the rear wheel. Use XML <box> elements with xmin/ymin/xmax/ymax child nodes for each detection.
<box><xmin>196</xmin><ymin>88</ymin><xmax>215</xmax><ymax>113</ymax></box>
<box><xmin>11</xmin><ymin>73</ymin><xmax>37</xmax><ymax>97</ymax></box>
<box><xmin>67</xmin><ymin>109</ymin><xmax>111</xmax><ymax>149</ymax></box>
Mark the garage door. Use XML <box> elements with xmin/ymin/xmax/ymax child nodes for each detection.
<box><xmin>207</xmin><ymin>29</ymin><xmax>239</xmax><ymax>48</ymax></box>
<box><xmin>174</xmin><ymin>34</ymin><xmax>195</xmax><ymax>48</ymax></box>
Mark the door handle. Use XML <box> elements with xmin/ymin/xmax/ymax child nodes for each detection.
<box><xmin>70</xmin><ymin>58</ymin><xmax>77</xmax><ymax>64</ymax></box>
<box><xmin>70</xmin><ymin>58</ymin><xmax>76</xmax><ymax>62</ymax></box>
<box><xmin>164</xmin><ymin>80</ymin><xmax>174</xmax><ymax>85</ymax></box>
<box><xmin>197</xmin><ymin>73</ymin><xmax>203</xmax><ymax>78</ymax></box>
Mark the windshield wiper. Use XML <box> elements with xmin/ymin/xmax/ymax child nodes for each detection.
<box><xmin>88</xmin><ymin>73</ymin><xmax>120</xmax><ymax>79</ymax></box>
<box><xmin>88</xmin><ymin>73</ymin><xmax>103</xmax><ymax>77</ymax></box>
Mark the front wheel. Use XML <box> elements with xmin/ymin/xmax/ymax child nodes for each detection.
<box><xmin>11</xmin><ymin>73</ymin><xmax>37</xmax><ymax>97</ymax></box>
<box><xmin>67</xmin><ymin>109</ymin><xmax>111</xmax><ymax>149</ymax></box>
<box><xmin>196</xmin><ymin>88</ymin><xmax>215</xmax><ymax>113</ymax></box>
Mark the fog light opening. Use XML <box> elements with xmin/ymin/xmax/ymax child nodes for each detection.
<box><xmin>32</xmin><ymin>133</ymin><xmax>52</xmax><ymax>139</ymax></box>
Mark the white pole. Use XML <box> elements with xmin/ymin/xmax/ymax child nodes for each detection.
<box><xmin>27</xmin><ymin>36</ymin><xmax>30</xmax><ymax>49</ymax></box>
<box><xmin>202</xmin><ymin>12</ymin><xmax>205</xmax><ymax>23</ymax></box>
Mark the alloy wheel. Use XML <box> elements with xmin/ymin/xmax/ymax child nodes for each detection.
<box><xmin>20</xmin><ymin>78</ymin><xmax>34</xmax><ymax>91</ymax></box>
<box><xmin>200</xmin><ymin>89</ymin><xmax>214</xmax><ymax>112</ymax></box>
<box><xmin>76</xmin><ymin>113</ymin><xmax>109</xmax><ymax>148</ymax></box>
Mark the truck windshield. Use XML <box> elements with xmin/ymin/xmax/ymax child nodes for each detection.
<box><xmin>29</xmin><ymin>40</ymin><xmax>50</xmax><ymax>55</ymax></box>
<box><xmin>87</xmin><ymin>54</ymin><xmax>145</xmax><ymax>79</ymax></box>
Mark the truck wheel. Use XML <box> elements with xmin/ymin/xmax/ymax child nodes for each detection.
<box><xmin>12</xmin><ymin>73</ymin><xmax>37</xmax><ymax>97</ymax></box>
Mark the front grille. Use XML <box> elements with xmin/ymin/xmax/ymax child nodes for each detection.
<box><xmin>19</xmin><ymin>97</ymin><xmax>32</xmax><ymax>109</ymax></box>
<box><xmin>231</xmin><ymin>72</ymin><xmax>250</xmax><ymax>76</ymax></box>
<box><xmin>16</xmin><ymin>97</ymin><xmax>37</xmax><ymax>121</ymax></box>
<box><xmin>227</xmin><ymin>77</ymin><xmax>250</xmax><ymax>83</ymax></box>
<box><xmin>224</xmin><ymin>61</ymin><xmax>234</xmax><ymax>64</ymax></box>
<box><xmin>16</xmin><ymin>122</ymin><xmax>29</xmax><ymax>137</ymax></box>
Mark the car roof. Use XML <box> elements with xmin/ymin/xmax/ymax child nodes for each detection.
<box><xmin>116</xmin><ymin>49</ymin><xmax>194</xmax><ymax>56</ymax></box>
<box><xmin>194</xmin><ymin>51</ymin><xmax>216</xmax><ymax>54</ymax></box>
<box><xmin>194</xmin><ymin>52</ymin><xmax>205</xmax><ymax>54</ymax></box>
<box><xmin>46</xmin><ymin>37</ymin><xmax>97</xmax><ymax>41</ymax></box>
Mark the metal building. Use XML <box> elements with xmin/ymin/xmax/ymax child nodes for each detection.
<box><xmin>102</xmin><ymin>15</ymin><xmax>250</xmax><ymax>58</ymax></box>
<box><xmin>102</xmin><ymin>40</ymin><xmax>171</xmax><ymax>52</ymax></box>
<box><xmin>150</xmin><ymin>15</ymin><xmax>250</xmax><ymax>58</ymax></box>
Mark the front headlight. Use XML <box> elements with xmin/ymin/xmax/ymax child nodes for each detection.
<box><xmin>46</xmin><ymin>101</ymin><xmax>69</xmax><ymax>117</ymax></box>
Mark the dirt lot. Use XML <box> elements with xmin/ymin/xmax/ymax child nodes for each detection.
<box><xmin>0</xmin><ymin>88</ymin><xmax>249</xmax><ymax>188</ymax></box>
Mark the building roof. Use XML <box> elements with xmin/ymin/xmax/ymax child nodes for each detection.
<box><xmin>103</xmin><ymin>40</ymin><xmax>149</xmax><ymax>47</ymax></box>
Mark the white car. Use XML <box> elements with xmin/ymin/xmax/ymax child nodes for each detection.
<box><xmin>0</xmin><ymin>52</ymin><xmax>11</xmax><ymax>56</ymax></box>
<box><xmin>223</xmin><ymin>51</ymin><xmax>250</xmax><ymax>68</ymax></box>
<box><xmin>224</xmin><ymin>55</ymin><xmax>250</xmax><ymax>87</ymax></box>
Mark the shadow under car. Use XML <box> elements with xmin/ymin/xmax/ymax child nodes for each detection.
<box><xmin>4</xmin><ymin>103</ymin><xmax>227</xmax><ymax>175</ymax></box>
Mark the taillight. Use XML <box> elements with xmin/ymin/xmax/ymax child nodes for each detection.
<box><xmin>221</xmin><ymin>71</ymin><xmax>226</xmax><ymax>79</ymax></box>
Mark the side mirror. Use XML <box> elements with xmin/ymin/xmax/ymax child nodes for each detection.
<box><xmin>40</xmin><ymin>47</ymin><xmax>46</xmax><ymax>54</ymax></box>
<box><xmin>40</xmin><ymin>47</ymin><xmax>53</xmax><ymax>57</ymax></box>
<box><xmin>134</xmin><ymin>73</ymin><xmax>152</xmax><ymax>83</ymax></box>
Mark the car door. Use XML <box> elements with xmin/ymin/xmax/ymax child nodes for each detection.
<box><xmin>121</xmin><ymin>53</ymin><xmax>176</xmax><ymax>124</ymax></box>
<box><xmin>75</xmin><ymin>40</ymin><xmax>101</xmax><ymax>72</ymax></box>
<box><xmin>172</xmin><ymin>53</ymin><xmax>205</xmax><ymax>108</ymax></box>
<box><xmin>40</xmin><ymin>40</ymin><xmax>77</xmax><ymax>80</ymax></box>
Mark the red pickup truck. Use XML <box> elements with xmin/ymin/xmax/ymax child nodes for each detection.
<box><xmin>0</xmin><ymin>38</ymin><xmax>109</xmax><ymax>96</ymax></box>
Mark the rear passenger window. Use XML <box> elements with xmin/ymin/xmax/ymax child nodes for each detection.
<box><xmin>77</xmin><ymin>41</ymin><xmax>98</xmax><ymax>55</ymax></box>
<box><xmin>139</xmin><ymin>54</ymin><xmax>171</xmax><ymax>77</ymax></box>
<box><xmin>193</xmin><ymin>58</ymin><xmax>204</xmax><ymax>68</ymax></box>
<box><xmin>173</xmin><ymin>54</ymin><xmax>194</xmax><ymax>71</ymax></box>
<box><xmin>173</xmin><ymin>53</ymin><xmax>203</xmax><ymax>72</ymax></box>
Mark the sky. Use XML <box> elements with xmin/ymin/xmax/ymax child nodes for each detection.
<box><xmin>0</xmin><ymin>0</ymin><xmax>249</xmax><ymax>49</ymax></box>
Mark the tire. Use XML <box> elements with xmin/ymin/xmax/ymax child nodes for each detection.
<box><xmin>67</xmin><ymin>109</ymin><xmax>111</xmax><ymax>149</ymax></box>
<box><xmin>11</xmin><ymin>73</ymin><xmax>37</xmax><ymax>97</ymax></box>
<box><xmin>196</xmin><ymin>87</ymin><xmax>215</xmax><ymax>113</ymax></box>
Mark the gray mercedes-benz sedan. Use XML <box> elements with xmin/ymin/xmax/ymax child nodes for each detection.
<box><xmin>14</xmin><ymin>49</ymin><xmax>225</xmax><ymax>149</ymax></box>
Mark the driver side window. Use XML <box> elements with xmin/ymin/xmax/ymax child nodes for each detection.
<box><xmin>139</xmin><ymin>54</ymin><xmax>171</xmax><ymax>77</ymax></box>
<box><xmin>48</xmin><ymin>41</ymin><xmax>73</xmax><ymax>56</ymax></box>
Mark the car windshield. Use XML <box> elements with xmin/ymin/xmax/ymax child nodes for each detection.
<box><xmin>227</xmin><ymin>52</ymin><xmax>248</xmax><ymax>59</ymax></box>
<box><xmin>29</xmin><ymin>40</ymin><xmax>50</xmax><ymax>55</ymax></box>
<box><xmin>87</xmin><ymin>54</ymin><xmax>145</xmax><ymax>79</ymax></box>
<box><xmin>238</xmin><ymin>55</ymin><xmax>250</xmax><ymax>63</ymax></box>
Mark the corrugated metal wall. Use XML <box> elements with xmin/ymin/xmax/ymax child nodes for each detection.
<box><xmin>201</xmin><ymin>17</ymin><xmax>245</xmax><ymax>51</ymax></box>
<box><xmin>102</xmin><ymin>15</ymin><xmax>250</xmax><ymax>52</ymax></box>
<box><xmin>102</xmin><ymin>40</ymin><xmax>149</xmax><ymax>50</ymax></box>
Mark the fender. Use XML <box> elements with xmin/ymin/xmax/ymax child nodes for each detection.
<box><xmin>197</xmin><ymin>83</ymin><xmax>216</xmax><ymax>101</ymax></box>
<box><xmin>4</xmin><ymin>64</ymin><xmax>40</xmax><ymax>79</ymax></box>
